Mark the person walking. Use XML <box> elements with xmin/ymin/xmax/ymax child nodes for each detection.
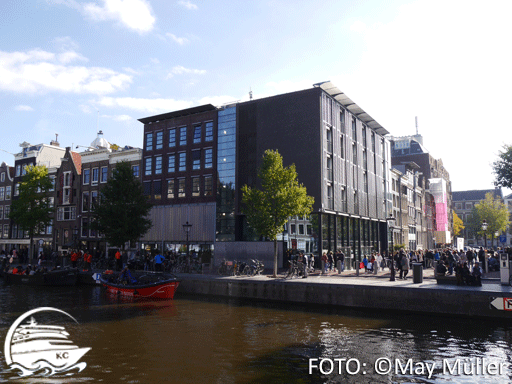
<box><xmin>115</xmin><ymin>250</ymin><xmax>122</xmax><ymax>271</ymax></box>
<box><xmin>402</xmin><ymin>254</ymin><xmax>410</xmax><ymax>279</ymax></box>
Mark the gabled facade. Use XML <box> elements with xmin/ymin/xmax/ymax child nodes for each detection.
<box><xmin>54</xmin><ymin>147</ymin><xmax>82</xmax><ymax>252</ymax></box>
<box><xmin>0</xmin><ymin>162</ymin><xmax>14</xmax><ymax>253</ymax></box>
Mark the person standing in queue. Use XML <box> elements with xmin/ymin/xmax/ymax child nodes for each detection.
<box><xmin>115</xmin><ymin>250</ymin><xmax>122</xmax><ymax>271</ymax></box>
<box><xmin>85</xmin><ymin>251</ymin><xmax>93</xmax><ymax>271</ymax></box>
<box><xmin>154</xmin><ymin>252</ymin><xmax>165</xmax><ymax>272</ymax></box>
<box><xmin>70</xmin><ymin>250</ymin><xmax>78</xmax><ymax>268</ymax></box>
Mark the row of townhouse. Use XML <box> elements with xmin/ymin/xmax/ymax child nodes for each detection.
<box><xmin>0</xmin><ymin>132</ymin><xmax>141</xmax><ymax>258</ymax></box>
<box><xmin>452</xmin><ymin>188</ymin><xmax>512</xmax><ymax>248</ymax></box>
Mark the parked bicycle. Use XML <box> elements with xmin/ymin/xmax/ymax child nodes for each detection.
<box><xmin>218</xmin><ymin>259</ymin><xmax>235</xmax><ymax>276</ymax></box>
<box><xmin>286</xmin><ymin>260</ymin><xmax>303</xmax><ymax>278</ymax></box>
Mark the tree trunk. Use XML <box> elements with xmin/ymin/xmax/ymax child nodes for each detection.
<box><xmin>273</xmin><ymin>239</ymin><xmax>278</xmax><ymax>277</ymax></box>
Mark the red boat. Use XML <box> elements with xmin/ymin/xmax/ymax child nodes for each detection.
<box><xmin>99</xmin><ymin>270</ymin><xmax>180</xmax><ymax>299</ymax></box>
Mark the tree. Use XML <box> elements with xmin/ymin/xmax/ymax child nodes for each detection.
<box><xmin>9</xmin><ymin>165</ymin><xmax>53</xmax><ymax>262</ymax></box>
<box><xmin>474</xmin><ymin>192</ymin><xmax>510</xmax><ymax>245</ymax></box>
<box><xmin>90</xmin><ymin>161</ymin><xmax>152</xmax><ymax>249</ymax></box>
<box><xmin>493</xmin><ymin>144</ymin><xmax>512</xmax><ymax>189</ymax></box>
<box><xmin>241</xmin><ymin>150</ymin><xmax>314</xmax><ymax>277</ymax></box>
<box><xmin>452</xmin><ymin>210</ymin><xmax>464</xmax><ymax>237</ymax></box>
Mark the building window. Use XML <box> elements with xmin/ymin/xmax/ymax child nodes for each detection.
<box><xmin>192</xmin><ymin>150</ymin><xmax>201</xmax><ymax>170</ymax></box>
<box><xmin>49</xmin><ymin>197</ymin><xmax>54</xmax><ymax>208</ymax></box>
<box><xmin>92</xmin><ymin>168</ymin><xmax>99</xmax><ymax>184</ymax></box>
<box><xmin>132</xmin><ymin>165</ymin><xmax>139</xmax><ymax>177</ymax></box>
<box><xmin>0</xmin><ymin>206</ymin><xmax>3</xmax><ymax>220</ymax></box>
<box><xmin>146</xmin><ymin>132</ymin><xmax>153</xmax><ymax>151</ymax></box>
<box><xmin>327</xmin><ymin>184</ymin><xmax>333</xmax><ymax>209</ymax></box>
<box><xmin>49</xmin><ymin>176</ymin><xmax>56</xmax><ymax>191</ymax></box>
<box><xmin>363</xmin><ymin>172</ymin><xmax>368</xmax><ymax>193</ymax></box>
<box><xmin>352</xmin><ymin>118</ymin><xmax>357</xmax><ymax>140</ymax></box>
<box><xmin>371</xmin><ymin>131</ymin><xmax>376</xmax><ymax>152</ymax></box>
<box><xmin>168</xmin><ymin>154</ymin><xmax>176</xmax><ymax>173</ymax></box>
<box><xmin>362</xmin><ymin>127</ymin><xmax>367</xmax><ymax>148</ymax></box>
<box><xmin>326</xmin><ymin>127</ymin><xmax>333</xmax><ymax>153</ymax></box>
<box><xmin>178</xmin><ymin>178</ymin><xmax>185</xmax><ymax>198</ymax></box>
<box><xmin>363</xmin><ymin>150</ymin><xmax>367</xmax><ymax>169</ymax></box>
<box><xmin>340</xmin><ymin>135</ymin><xmax>345</xmax><ymax>159</ymax></box>
<box><xmin>5</xmin><ymin>186</ymin><xmax>11</xmax><ymax>200</ymax></box>
<box><xmin>205</xmin><ymin>121</ymin><xmax>213</xmax><ymax>142</ymax></box>
<box><xmin>290</xmin><ymin>224</ymin><xmax>296</xmax><ymax>234</ymax></box>
<box><xmin>83</xmin><ymin>169</ymin><xmax>90</xmax><ymax>184</ymax></box>
<box><xmin>63</xmin><ymin>188</ymin><xmax>70</xmax><ymax>204</ymax></box>
<box><xmin>205</xmin><ymin>148</ymin><xmax>213</xmax><ymax>168</ymax></box>
<box><xmin>145</xmin><ymin>157</ymin><xmax>152</xmax><ymax>176</ymax></box>
<box><xmin>465</xmin><ymin>202</ymin><xmax>473</xmax><ymax>210</ymax></box>
<box><xmin>82</xmin><ymin>192</ymin><xmax>90</xmax><ymax>212</ymax></box>
<box><xmin>14</xmin><ymin>183</ymin><xmax>20</xmax><ymax>196</ymax></box>
<box><xmin>0</xmin><ymin>172</ymin><xmax>4</xmax><ymax>182</ymax></box>
<box><xmin>91</xmin><ymin>190</ymin><xmax>98</xmax><ymax>208</ymax></box>
<box><xmin>193</xmin><ymin>125</ymin><xmax>202</xmax><ymax>144</ymax></box>
<box><xmin>340</xmin><ymin>109</ymin><xmax>345</xmax><ymax>125</ymax></box>
<box><xmin>82</xmin><ymin>218</ymin><xmax>89</xmax><ymax>237</ymax></box>
<box><xmin>192</xmin><ymin>177</ymin><xmax>200</xmax><ymax>197</ymax></box>
<box><xmin>143</xmin><ymin>182</ymin><xmax>151</xmax><ymax>196</ymax></box>
<box><xmin>179</xmin><ymin>152</ymin><xmax>186</xmax><ymax>172</ymax></box>
<box><xmin>155</xmin><ymin>156</ymin><xmax>162</xmax><ymax>174</ymax></box>
<box><xmin>179</xmin><ymin>127</ymin><xmax>187</xmax><ymax>146</ymax></box>
<box><xmin>101</xmin><ymin>167</ymin><xmax>108</xmax><ymax>183</ymax></box>
<box><xmin>156</xmin><ymin>131</ymin><xmax>163</xmax><ymax>150</ymax></box>
<box><xmin>15</xmin><ymin>165</ymin><xmax>21</xmax><ymax>177</ymax></box>
<box><xmin>22</xmin><ymin>165</ymin><xmax>28</xmax><ymax>176</ymax></box>
<box><xmin>168</xmin><ymin>128</ymin><xmax>176</xmax><ymax>147</ymax></box>
<box><xmin>352</xmin><ymin>143</ymin><xmax>357</xmax><ymax>164</ymax></box>
<box><xmin>4</xmin><ymin>205</ymin><xmax>9</xmax><ymax>218</ymax></box>
<box><xmin>154</xmin><ymin>180</ymin><xmax>162</xmax><ymax>200</ymax></box>
<box><xmin>57</xmin><ymin>206</ymin><xmax>76</xmax><ymax>221</ymax></box>
<box><xmin>299</xmin><ymin>224</ymin><xmax>304</xmax><ymax>235</ymax></box>
<box><xmin>167</xmin><ymin>179</ymin><xmax>175</xmax><ymax>199</ymax></box>
<box><xmin>455</xmin><ymin>203</ymin><xmax>462</xmax><ymax>210</ymax></box>
<box><xmin>204</xmin><ymin>175</ymin><xmax>213</xmax><ymax>196</ymax></box>
<box><xmin>0</xmin><ymin>187</ymin><xmax>4</xmax><ymax>201</ymax></box>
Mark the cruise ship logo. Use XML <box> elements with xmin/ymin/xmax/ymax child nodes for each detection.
<box><xmin>3</xmin><ymin>307</ymin><xmax>91</xmax><ymax>377</ymax></box>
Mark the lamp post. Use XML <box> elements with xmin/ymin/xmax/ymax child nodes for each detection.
<box><xmin>482</xmin><ymin>220</ymin><xmax>488</xmax><ymax>249</ymax></box>
<box><xmin>386</xmin><ymin>214</ymin><xmax>396</xmax><ymax>281</ymax></box>
<box><xmin>182</xmin><ymin>221</ymin><xmax>192</xmax><ymax>272</ymax></box>
<box><xmin>495</xmin><ymin>231</ymin><xmax>499</xmax><ymax>249</ymax></box>
<box><xmin>73</xmin><ymin>226</ymin><xmax>78</xmax><ymax>250</ymax></box>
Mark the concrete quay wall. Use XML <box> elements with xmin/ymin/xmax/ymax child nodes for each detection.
<box><xmin>178</xmin><ymin>276</ymin><xmax>512</xmax><ymax>319</ymax></box>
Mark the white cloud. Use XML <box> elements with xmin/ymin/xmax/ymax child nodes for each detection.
<box><xmin>166</xmin><ymin>65</ymin><xmax>206</xmax><ymax>78</ymax></box>
<box><xmin>166</xmin><ymin>33</ymin><xmax>189</xmax><ymax>45</ymax></box>
<box><xmin>57</xmin><ymin>51</ymin><xmax>89</xmax><ymax>64</ymax></box>
<box><xmin>53</xmin><ymin>0</ymin><xmax>156</xmax><ymax>33</ymax></box>
<box><xmin>97</xmin><ymin>96</ymin><xmax>193</xmax><ymax>114</ymax></box>
<box><xmin>101</xmin><ymin>113</ymin><xmax>133</xmax><ymax>121</ymax></box>
<box><xmin>0</xmin><ymin>49</ymin><xmax>132</xmax><ymax>95</ymax></box>
<box><xmin>15</xmin><ymin>105</ymin><xmax>34</xmax><ymax>112</ymax></box>
<box><xmin>79</xmin><ymin>104</ymin><xmax>93</xmax><ymax>114</ymax></box>
<box><xmin>150</xmin><ymin>58</ymin><xmax>160</xmax><ymax>64</ymax></box>
<box><xmin>177</xmin><ymin>0</ymin><xmax>197</xmax><ymax>10</ymax></box>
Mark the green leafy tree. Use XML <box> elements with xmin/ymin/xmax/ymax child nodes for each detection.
<box><xmin>241</xmin><ymin>150</ymin><xmax>314</xmax><ymax>277</ymax></box>
<box><xmin>473</xmin><ymin>192</ymin><xmax>510</xmax><ymax>245</ymax></box>
<box><xmin>493</xmin><ymin>144</ymin><xmax>512</xmax><ymax>189</ymax></box>
<box><xmin>90</xmin><ymin>161</ymin><xmax>152</xmax><ymax>249</ymax></box>
<box><xmin>452</xmin><ymin>210</ymin><xmax>464</xmax><ymax>237</ymax></box>
<box><xmin>9</xmin><ymin>165</ymin><xmax>53</xmax><ymax>262</ymax></box>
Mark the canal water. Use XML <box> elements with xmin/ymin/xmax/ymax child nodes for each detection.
<box><xmin>0</xmin><ymin>284</ymin><xmax>511</xmax><ymax>383</ymax></box>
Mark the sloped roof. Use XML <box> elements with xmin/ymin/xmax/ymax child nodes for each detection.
<box><xmin>505</xmin><ymin>193</ymin><xmax>512</xmax><ymax>200</ymax></box>
<box><xmin>452</xmin><ymin>188</ymin><xmax>503</xmax><ymax>202</ymax></box>
<box><xmin>70</xmin><ymin>151</ymin><xmax>82</xmax><ymax>175</ymax></box>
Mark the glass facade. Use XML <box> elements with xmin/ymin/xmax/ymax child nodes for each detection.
<box><xmin>216</xmin><ymin>107</ymin><xmax>236</xmax><ymax>241</ymax></box>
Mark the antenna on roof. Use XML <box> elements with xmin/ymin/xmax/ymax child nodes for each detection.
<box><xmin>249</xmin><ymin>88</ymin><xmax>253</xmax><ymax>100</ymax></box>
<box><xmin>415</xmin><ymin>116</ymin><xmax>418</xmax><ymax>135</ymax></box>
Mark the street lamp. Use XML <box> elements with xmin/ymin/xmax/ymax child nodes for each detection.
<box><xmin>495</xmin><ymin>231</ymin><xmax>500</xmax><ymax>249</ymax></box>
<box><xmin>481</xmin><ymin>220</ymin><xmax>488</xmax><ymax>249</ymax></box>
<box><xmin>182</xmin><ymin>221</ymin><xmax>192</xmax><ymax>271</ymax></box>
<box><xmin>386</xmin><ymin>214</ymin><xmax>396</xmax><ymax>281</ymax></box>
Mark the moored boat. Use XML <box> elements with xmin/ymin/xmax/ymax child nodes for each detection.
<box><xmin>2</xmin><ymin>268</ymin><xmax>78</xmax><ymax>286</ymax></box>
<box><xmin>99</xmin><ymin>270</ymin><xmax>180</xmax><ymax>299</ymax></box>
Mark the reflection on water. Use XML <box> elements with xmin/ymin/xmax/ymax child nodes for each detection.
<box><xmin>0</xmin><ymin>284</ymin><xmax>511</xmax><ymax>383</ymax></box>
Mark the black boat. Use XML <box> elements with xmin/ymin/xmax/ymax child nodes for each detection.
<box><xmin>2</xmin><ymin>268</ymin><xmax>78</xmax><ymax>286</ymax></box>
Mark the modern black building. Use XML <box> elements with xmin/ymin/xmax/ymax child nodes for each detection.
<box><xmin>139</xmin><ymin>82</ymin><xmax>393</xmax><ymax>266</ymax></box>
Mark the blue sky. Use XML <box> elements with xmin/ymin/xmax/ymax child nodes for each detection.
<box><xmin>1</xmin><ymin>0</ymin><xmax>511</xmax><ymax>194</ymax></box>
